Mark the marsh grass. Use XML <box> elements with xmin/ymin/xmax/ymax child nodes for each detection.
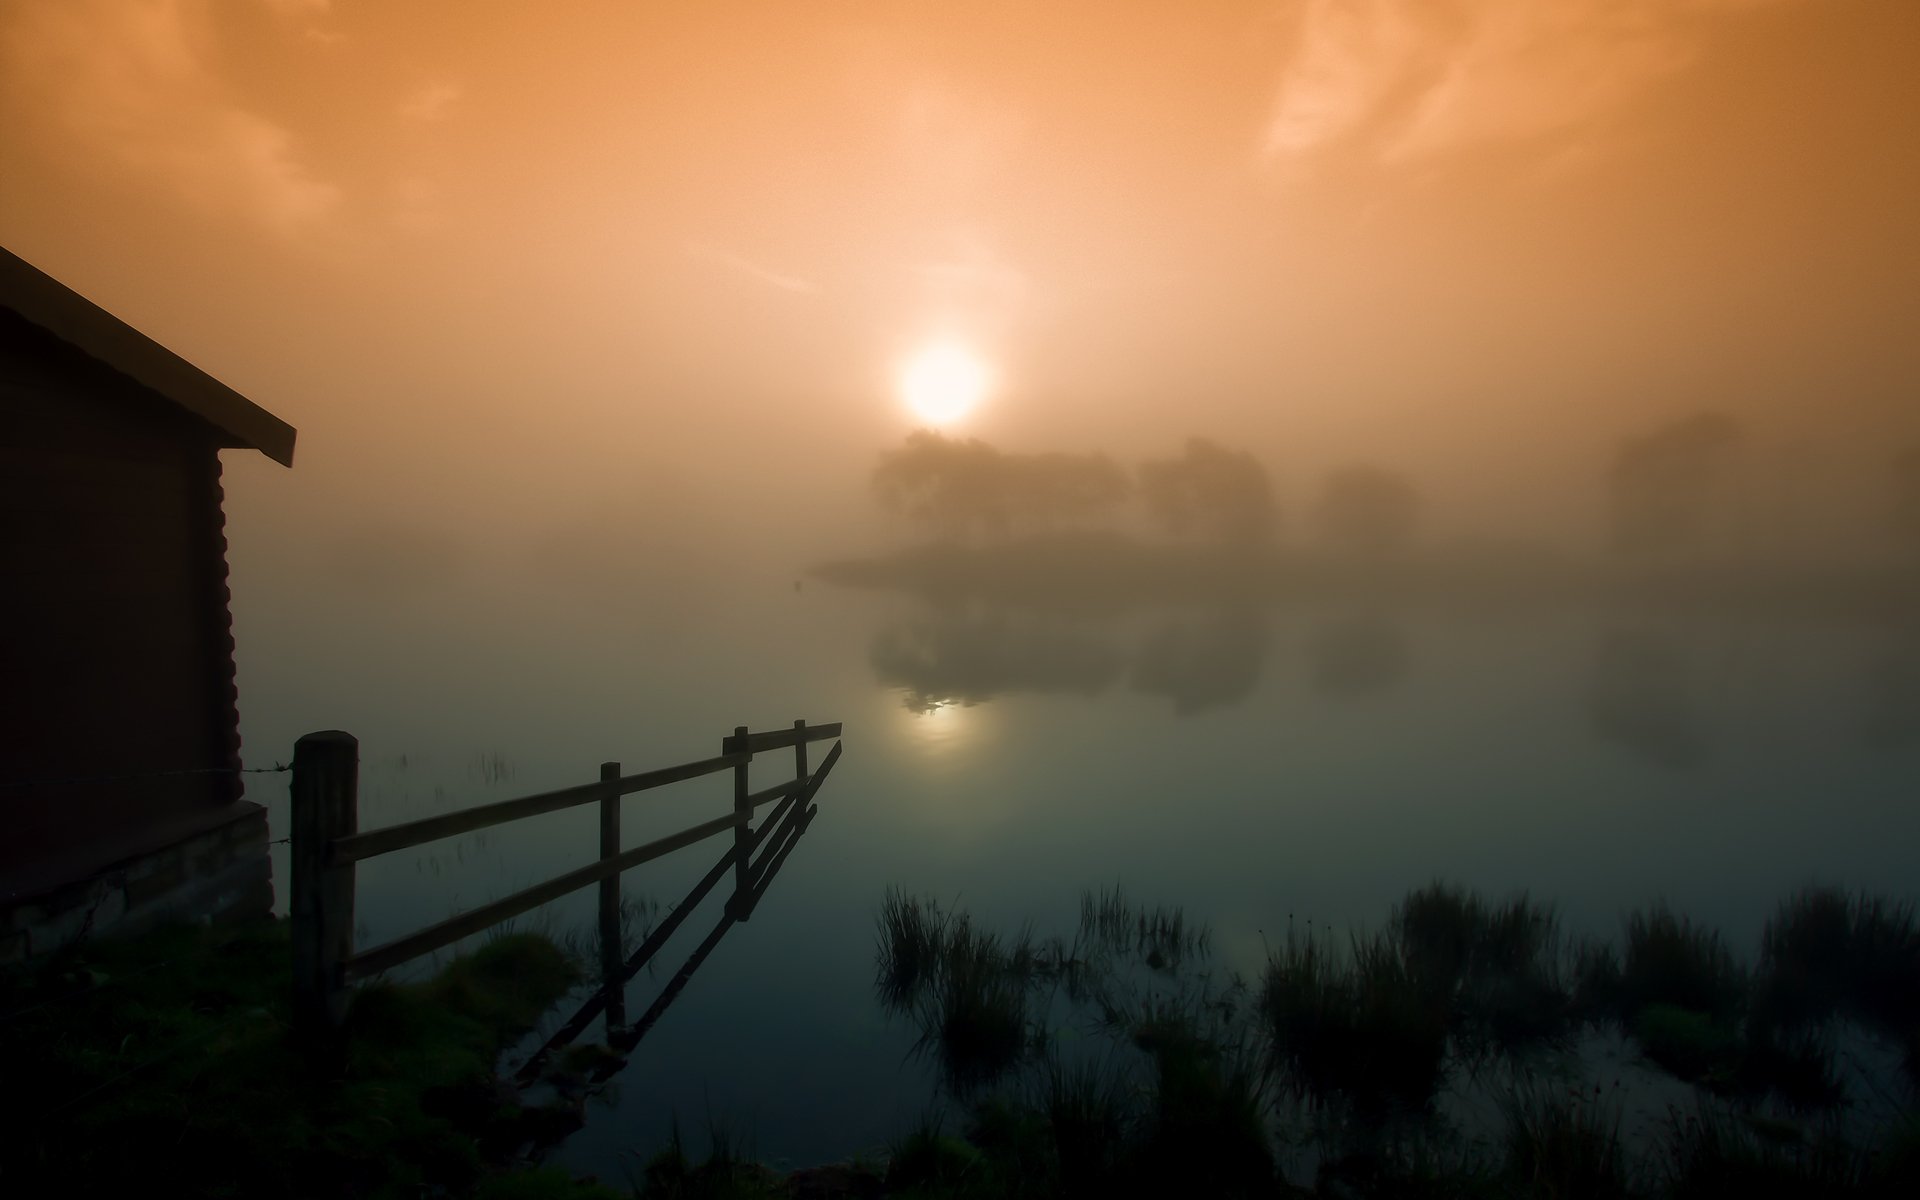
<box><xmin>1618</xmin><ymin>904</ymin><xmax>1746</xmax><ymax>1025</ymax></box>
<box><xmin>1632</xmin><ymin>1003</ymin><xmax>1742</xmax><ymax>1084</ymax></box>
<box><xmin>1755</xmin><ymin>889</ymin><xmax>1920</xmax><ymax>1042</ymax></box>
<box><xmin>1501</xmin><ymin>1083</ymin><xmax>1628</xmax><ymax>1200</ymax></box>
<box><xmin>1040</xmin><ymin>1055</ymin><xmax>1132</xmax><ymax>1187</ymax></box>
<box><xmin>886</xmin><ymin>1116</ymin><xmax>990</xmax><ymax>1195</ymax></box>
<box><xmin>932</xmin><ymin>919</ymin><xmax>1037</xmax><ymax>1092</ymax></box>
<box><xmin>1390</xmin><ymin>883</ymin><xmax>1572</xmax><ymax>1066</ymax></box>
<box><xmin>1652</xmin><ymin>1103</ymin><xmax>1903</xmax><ymax>1199</ymax></box>
<box><xmin>867</xmin><ymin>882</ymin><xmax>1920</xmax><ymax>1198</ymax></box>
<box><xmin>1081</xmin><ymin>884</ymin><xmax>1211</xmax><ymax>974</ymax></box>
<box><xmin>1574</xmin><ymin>938</ymin><xmax>1625</xmax><ymax>1020</ymax></box>
<box><xmin>877</xmin><ymin>887</ymin><xmax>955</xmax><ymax>1012</ymax></box>
<box><xmin>635</xmin><ymin>1115</ymin><xmax>780</xmax><ymax>1200</ymax></box>
<box><xmin>1259</xmin><ymin>918</ymin><xmax>1484</xmax><ymax>1115</ymax></box>
<box><xmin>1135</xmin><ymin>1014</ymin><xmax>1274</xmax><ymax>1195</ymax></box>
<box><xmin>876</xmin><ymin>889</ymin><xmax>1046</xmax><ymax>1093</ymax></box>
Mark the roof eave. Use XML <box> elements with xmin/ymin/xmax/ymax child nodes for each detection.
<box><xmin>1</xmin><ymin>247</ymin><xmax>297</xmax><ymax>467</ymax></box>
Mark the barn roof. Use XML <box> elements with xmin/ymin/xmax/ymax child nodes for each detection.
<box><xmin>1</xmin><ymin>246</ymin><xmax>297</xmax><ymax>467</ymax></box>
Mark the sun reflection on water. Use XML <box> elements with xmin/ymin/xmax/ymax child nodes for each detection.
<box><xmin>897</xmin><ymin>692</ymin><xmax>990</xmax><ymax>762</ymax></box>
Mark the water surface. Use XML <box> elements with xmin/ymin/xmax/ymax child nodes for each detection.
<box><xmin>235</xmin><ymin>566</ymin><xmax>1920</xmax><ymax>1173</ymax></box>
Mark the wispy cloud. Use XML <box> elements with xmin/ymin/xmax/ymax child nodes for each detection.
<box><xmin>398</xmin><ymin>82</ymin><xmax>463</xmax><ymax>123</ymax></box>
<box><xmin>1</xmin><ymin>0</ymin><xmax>340</xmax><ymax>233</ymax></box>
<box><xmin>1262</xmin><ymin>0</ymin><xmax>1799</xmax><ymax>169</ymax></box>
<box><xmin>685</xmin><ymin>242</ymin><xmax>820</xmax><ymax>294</ymax></box>
<box><xmin>906</xmin><ymin>231</ymin><xmax>1030</xmax><ymax>330</ymax></box>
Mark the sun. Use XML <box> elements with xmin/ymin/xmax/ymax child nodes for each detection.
<box><xmin>898</xmin><ymin>341</ymin><xmax>990</xmax><ymax>426</ymax></box>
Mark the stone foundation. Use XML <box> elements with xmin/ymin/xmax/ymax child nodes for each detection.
<box><xmin>1</xmin><ymin>801</ymin><xmax>273</xmax><ymax>962</ymax></box>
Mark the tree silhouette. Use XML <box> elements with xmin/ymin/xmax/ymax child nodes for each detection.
<box><xmin>872</xmin><ymin>432</ymin><xmax>1129</xmax><ymax>543</ymax></box>
<box><xmin>1137</xmin><ymin>437</ymin><xmax>1277</xmax><ymax>545</ymax></box>
<box><xmin>872</xmin><ymin>431</ymin><xmax>1009</xmax><ymax>542</ymax></box>
<box><xmin>1607</xmin><ymin>412</ymin><xmax>1742</xmax><ymax>560</ymax></box>
<box><xmin>869</xmin><ymin>609</ymin><xmax>1122</xmax><ymax>712</ymax></box>
<box><xmin>1008</xmin><ymin>449</ymin><xmax>1131</xmax><ymax>533</ymax></box>
<box><xmin>1313</xmin><ymin>464</ymin><xmax>1420</xmax><ymax>555</ymax></box>
<box><xmin>1129</xmin><ymin>608</ymin><xmax>1269</xmax><ymax>716</ymax></box>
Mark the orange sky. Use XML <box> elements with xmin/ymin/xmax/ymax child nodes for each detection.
<box><xmin>4</xmin><ymin>0</ymin><xmax>1918</xmax><ymax>553</ymax></box>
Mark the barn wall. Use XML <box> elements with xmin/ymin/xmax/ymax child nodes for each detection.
<box><xmin>0</xmin><ymin>308</ymin><xmax>252</xmax><ymax>902</ymax></box>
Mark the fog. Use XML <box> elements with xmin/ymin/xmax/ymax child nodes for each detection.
<box><xmin>7</xmin><ymin>3</ymin><xmax>1918</xmax><ymax>592</ymax></box>
<box><xmin>7</xmin><ymin>2</ymin><xmax>1920</xmax><ymax>1174</ymax></box>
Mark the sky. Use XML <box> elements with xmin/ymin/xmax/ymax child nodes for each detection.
<box><xmin>4</xmin><ymin>0</ymin><xmax>1919</xmax><ymax>556</ymax></box>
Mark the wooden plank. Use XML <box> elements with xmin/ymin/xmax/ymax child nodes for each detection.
<box><xmin>611</xmin><ymin>798</ymin><xmax>813</xmax><ymax>1056</ymax></box>
<box><xmin>329</xmin><ymin>752</ymin><xmax>740</xmax><ymax>865</ymax></box>
<box><xmin>516</xmin><ymin>749</ymin><xmax>833</xmax><ymax>1086</ymax></box>
<box><xmin>720</xmin><ymin>722</ymin><xmax>842</xmax><ymax>756</ymax></box>
<box><xmin>596</xmin><ymin>761</ymin><xmax>623</xmax><ymax>1029</ymax></box>
<box><xmin>749</xmin><ymin>793</ymin><xmax>799</xmax><ymax>852</ymax></box>
<box><xmin>609</xmin><ymin>752</ymin><xmax>744</xmax><ymax>796</ymax></box>
<box><xmin>747</xmin><ymin>803</ymin><xmax>816</xmax><ymax>913</ymax></box>
<box><xmin>792</xmin><ymin>718</ymin><xmax>810</xmax><ymax>825</ymax></box>
<box><xmin>609</xmin><ymin>906</ymin><xmax>738</xmax><ymax>1061</ymax></box>
<box><xmin>730</xmin><ymin>726</ymin><xmax>751</xmax><ymax>918</ymax></box>
<box><xmin>342</xmin><ymin>811</ymin><xmax>737</xmax><ymax>981</ymax></box>
<box><xmin>800</xmin><ymin>739</ymin><xmax>842</xmax><ymax>805</ymax></box>
<box><xmin>744</xmin><ymin>778</ymin><xmax>801</xmax><ymax>810</ymax></box>
<box><xmin>738</xmin><ymin>740</ymin><xmax>835</xmax><ymax>915</ymax></box>
<box><xmin>514</xmin><ymin>836</ymin><xmax>741</xmax><ymax>1084</ymax></box>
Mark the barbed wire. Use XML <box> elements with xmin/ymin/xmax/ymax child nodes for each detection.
<box><xmin>0</xmin><ymin>763</ymin><xmax>291</xmax><ymax>792</ymax></box>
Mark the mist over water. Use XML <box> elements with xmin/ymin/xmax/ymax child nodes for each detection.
<box><xmin>216</xmin><ymin>419</ymin><xmax>1920</xmax><ymax>1171</ymax></box>
<box><xmin>8</xmin><ymin>0</ymin><xmax>1919</xmax><ymax>1183</ymax></box>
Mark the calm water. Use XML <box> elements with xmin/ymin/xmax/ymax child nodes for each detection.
<box><xmin>235</xmin><ymin>569</ymin><xmax>1920</xmax><ymax>1173</ymax></box>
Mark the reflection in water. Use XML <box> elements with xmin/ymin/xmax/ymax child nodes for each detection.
<box><xmin>870</xmin><ymin>609</ymin><xmax>1122</xmax><ymax>712</ymax></box>
<box><xmin>896</xmin><ymin>695</ymin><xmax>996</xmax><ymax>767</ymax></box>
<box><xmin>1307</xmin><ymin>615</ymin><xmax>1410</xmax><ymax>701</ymax></box>
<box><xmin>1130</xmin><ymin>609</ymin><xmax>1271</xmax><ymax>715</ymax></box>
<box><xmin>871</xmin><ymin>605</ymin><xmax>1280</xmax><ymax>718</ymax></box>
<box><xmin>514</xmin><ymin>748</ymin><xmax>830</xmax><ymax>1135</ymax></box>
<box><xmin>1588</xmin><ymin>627</ymin><xmax>1708</xmax><ymax>769</ymax></box>
<box><xmin>1863</xmin><ymin>640</ymin><xmax>1920</xmax><ymax>751</ymax></box>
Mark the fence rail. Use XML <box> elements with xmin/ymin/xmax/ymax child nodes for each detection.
<box><xmin>290</xmin><ymin>720</ymin><xmax>843</xmax><ymax>1045</ymax></box>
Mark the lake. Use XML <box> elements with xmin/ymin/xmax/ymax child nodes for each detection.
<box><xmin>233</xmin><ymin>556</ymin><xmax>1920</xmax><ymax>1177</ymax></box>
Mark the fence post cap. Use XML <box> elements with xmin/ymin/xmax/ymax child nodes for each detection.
<box><xmin>295</xmin><ymin>730</ymin><xmax>358</xmax><ymax>747</ymax></box>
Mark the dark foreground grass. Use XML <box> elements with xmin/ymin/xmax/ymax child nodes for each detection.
<box><xmin>0</xmin><ymin>917</ymin><xmax>616</xmax><ymax>1199</ymax></box>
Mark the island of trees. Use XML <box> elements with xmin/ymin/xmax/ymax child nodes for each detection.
<box><xmin>819</xmin><ymin>415</ymin><xmax>1920</xmax><ymax>616</ymax></box>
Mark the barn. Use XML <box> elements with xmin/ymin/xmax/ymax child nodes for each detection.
<box><xmin>1</xmin><ymin>246</ymin><xmax>295</xmax><ymax>957</ymax></box>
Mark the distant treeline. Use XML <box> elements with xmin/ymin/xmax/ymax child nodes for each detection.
<box><xmin>871</xmin><ymin>415</ymin><xmax>1920</xmax><ymax>561</ymax></box>
<box><xmin>873</xmin><ymin>430</ymin><xmax>1412</xmax><ymax>552</ymax></box>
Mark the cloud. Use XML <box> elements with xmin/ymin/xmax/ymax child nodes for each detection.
<box><xmin>905</xmin><ymin>231</ymin><xmax>1030</xmax><ymax>330</ymax></box>
<box><xmin>398</xmin><ymin>82</ymin><xmax>463</xmax><ymax>123</ymax></box>
<box><xmin>1262</xmin><ymin>0</ymin><xmax>1800</xmax><ymax>169</ymax></box>
<box><xmin>1</xmin><ymin>0</ymin><xmax>340</xmax><ymax>233</ymax></box>
<box><xmin>685</xmin><ymin>242</ymin><xmax>820</xmax><ymax>294</ymax></box>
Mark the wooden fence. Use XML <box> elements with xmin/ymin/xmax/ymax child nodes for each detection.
<box><xmin>289</xmin><ymin>720</ymin><xmax>843</xmax><ymax>1043</ymax></box>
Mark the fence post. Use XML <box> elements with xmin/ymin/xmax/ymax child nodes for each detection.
<box><xmin>598</xmin><ymin>760</ymin><xmax>625</xmax><ymax>1031</ymax></box>
<box><xmin>793</xmin><ymin>718</ymin><xmax>809</xmax><ymax>803</ymax></box>
<box><xmin>731</xmin><ymin>725</ymin><xmax>751</xmax><ymax>919</ymax></box>
<box><xmin>292</xmin><ymin>730</ymin><xmax>358</xmax><ymax>1053</ymax></box>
